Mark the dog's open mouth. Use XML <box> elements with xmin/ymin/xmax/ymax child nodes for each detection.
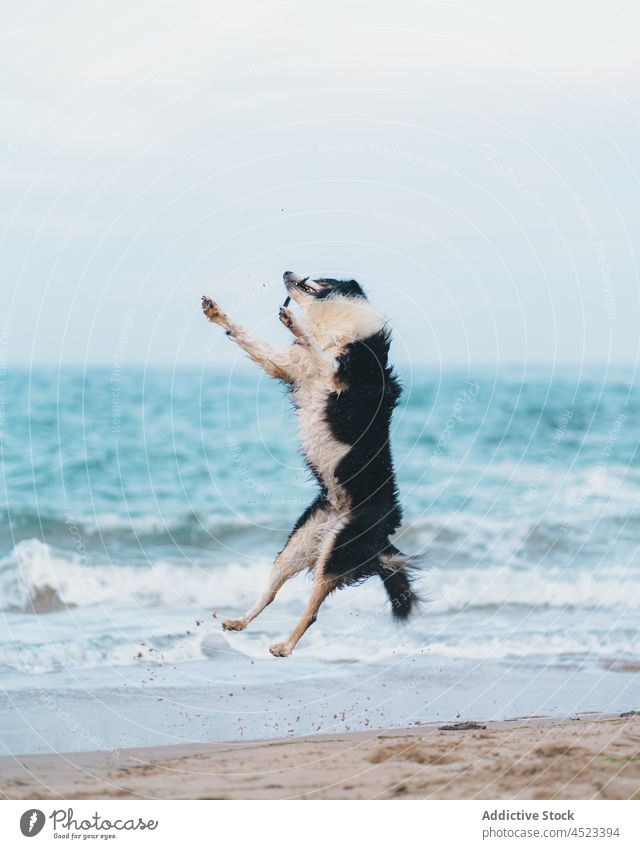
<box><xmin>283</xmin><ymin>272</ymin><xmax>314</xmax><ymax>308</ymax></box>
<box><xmin>283</xmin><ymin>278</ymin><xmax>311</xmax><ymax>307</ymax></box>
<box><xmin>294</xmin><ymin>278</ymin><xmax>314</xmax><ymax>294</ymax></box>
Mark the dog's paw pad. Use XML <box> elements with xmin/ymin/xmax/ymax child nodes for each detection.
<box><xmin>202</xmin><ymin>295</ymin><xmax>222</xmax><ymax>319</ymax></box>
<box><xmin>202</xmin><ymin>295</ymin><xmax>228</xmax><ymax>326</ymax></box>
<box><xmin>278</xmin><ymin>307</ymin><xmax>295</xmax><ymax>328</ymax></box>
<box><xmin>269</xmin><ymin>642</ymin><xmax>292</xmax><ymax>657</ymax></box>
<box><xmin>222</xmin><ymin>619</ymin><xmax>246</xmax><ymax>631</ymax></box>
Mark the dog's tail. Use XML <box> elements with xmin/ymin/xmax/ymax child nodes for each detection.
<box><xmin>379</xmin><ymin>544</ymin><xmax>420</xmax><ymax>621</ymax></box>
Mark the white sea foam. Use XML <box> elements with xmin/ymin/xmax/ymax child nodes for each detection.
<box><xmin>0</xmin><ymin>539</ymin><xmax>269</xmax><ymax>612</ymax></box>
<box><xmin>1</xmin><ymin>536</ymin><xmax>638</xmax><ymax>675</ymax></box>
<box><xmin>1</xmin><ymin>538</ymin><xmax>638</xmax><ymax>616</ymax></box>
<box><xmin>429</xmin><ymin>563</ymin><xmax>640</xmax><ymax>612</ymax></box>
<box><xmin>0</xmin><ymin>631</ymin><xmax>209</xmax><ymax>675</ymax></box>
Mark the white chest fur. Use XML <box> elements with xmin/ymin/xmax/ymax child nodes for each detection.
<box><xmin>293</xmin><ymin>379</ymin><xmax>350</xmax><ymax>505</ymax></box>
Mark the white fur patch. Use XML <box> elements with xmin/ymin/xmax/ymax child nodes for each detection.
<box><xmin>304</xmin><ymin>298</ymin><xmax>385</xmax><ymax>349</ymax></box>
<box><xmin>293</xmin><ymin>381</ymin><xmax>351</xmax><ymax>507</ymax></box>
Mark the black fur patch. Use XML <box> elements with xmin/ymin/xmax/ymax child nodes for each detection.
<box><xmin>321</xmin><ymin>329</ymin><xmax>418</xmax><ymax>616</ymax></box>
<box><xmin>312</xmin><ymin>278</ymin><xmax>367</xmax><ymax>300</ymax></box>
<box><xmin>328</xmin><ymin>329</ymin><xmax>402</xmax><ymax>517</ymax></box>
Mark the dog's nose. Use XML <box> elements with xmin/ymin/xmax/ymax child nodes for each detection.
<box><xmin>283</xmin><ymin>270</ymin><xmax>293</xmax><ymax>280</ymax></box>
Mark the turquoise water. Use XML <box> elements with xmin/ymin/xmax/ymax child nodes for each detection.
<box><xmin>1</xmin><ymin>365</ymin><xmax>639</xmax><ymax>753</ymax></box>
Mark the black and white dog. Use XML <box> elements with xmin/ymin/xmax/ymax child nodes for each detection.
<box><xmin>202</xmin><ymin>271</ymin><xmax>417</xmax><ymax>656</ymax></box>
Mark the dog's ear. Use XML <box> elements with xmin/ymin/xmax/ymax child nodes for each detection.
<box><xmin>342</xmin><ymin>280</ymin><xmax>367</xmax><ymax>299</ymax></box>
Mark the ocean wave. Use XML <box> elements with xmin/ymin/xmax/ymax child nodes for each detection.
<box><xmin>2</xmin><ymin>619</ymin><xmax>635</xmax><ymax>674</ymax></box>
<box><xmin>3</xmin><ymin>461</ymin><xmax>639</xmax><ymax>571</ymax></box>
<box><xmin>402</xmin><ymin>500</ymin><xmax>640</xmax><ymax>567</ymax></box>
<box><xmin>287</xmin><ymin>632</ymin><xmax>640</xmax><ymax>664</ymax></box>
<box><xmin>0</xmin><ymin>539</ymin><xmax>270</xmax><ymax>613</ymax></box>
<box><xmin>0</xmin><ymin>630</ymin><xmax>210</xmax><ymax>675</ymax></box>
<box><xmin>0</xmin><ymin>509</ymin><xmax>282</xmax><ymax>552</ymax></box>
<box><xmin>0</xmin><ymin>538</ymin><xmax>637</xmax><ymax>676</ymax></box>
<box><xmin>411</xmin><ymin>633</ymin><xmax>639</xmax><ymax>662</ymax></box>
<box><xmin>1</xmin><ymin>538</ymin><xmax>637</xmax><ymax>618</ymax></box>
<box><xmin>428</xmin><ymin>562</ymin><xmax>640</xmax><ymax>612</ymax></box>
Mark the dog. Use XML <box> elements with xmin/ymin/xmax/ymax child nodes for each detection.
<box><xmin>202</xmin><ymin>271</ymin><xmax>418</xmax><ymax>656</ymax></box>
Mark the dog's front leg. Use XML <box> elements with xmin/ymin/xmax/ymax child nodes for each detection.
<box><xmin>278</xmin><ymin>306</ymin><xmax>335</xmax><ymax>372</ymax></box>
<box><xmin>202</xmin><ymin>296</ymin><xmax>291</xmax><ymax>380</ymax></box>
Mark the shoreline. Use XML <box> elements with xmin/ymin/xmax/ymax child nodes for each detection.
<box><xmin>1</xmin><ymin>713</ymin><xmax>638</xmax><ymax>800</ymax></box>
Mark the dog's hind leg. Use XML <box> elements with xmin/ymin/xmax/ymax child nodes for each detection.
<box><xmin>221</xmin><ymin>559</ymin><xmax>297</xmax><ymax>632</ymax></box>
<box><xmin>222</xmin><ymin>501</ymin><xmax>328</xmax><ymax>632</ymax></box>
<box><xmin>268</xmin><ymin>514</ymin><xmax>345</xmax><ymax>656</ymax></box>
<box><xmin>268</xmin><ymin>572</ymin><xmax>338</xmax><ymax>657</ymax></box>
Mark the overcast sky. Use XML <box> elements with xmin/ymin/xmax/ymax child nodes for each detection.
<box><xmin>2</xmin><ymin>0</ymin><xmax>639</xmax><ymax>369</ymax></box>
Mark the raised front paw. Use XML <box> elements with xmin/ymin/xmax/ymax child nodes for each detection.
<box><xmin>222</xmin><ymin>618</ymin><xmax>246</xmax><ymax>631</ymax></box>
<box><xmin>202</xmin><ymin>295</ymin><xmax>228</xmax><ymax>325</ymax></box>
<box><xmin>269</xmin><ymin>641</ymin><xmax>293</xmax><ymax>657</ymax></box>
<box><xmin>279</xmin><ymin>306</ymin><xmax>302</xmax><ymax>336</ymax></box>
<box><xmin>278</xmin><ymin>305</ymin><xmax>294</xmax><ymax>329</ymax></box>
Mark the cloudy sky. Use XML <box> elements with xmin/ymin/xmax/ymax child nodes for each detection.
<box><xmin>2</xmin><ymin>0</ymin><xmax>639</xmax><ymax>368</ymax></box>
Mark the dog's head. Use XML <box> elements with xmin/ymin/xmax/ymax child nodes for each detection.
<box><xmin>282</xmin><ymin>271</ymin><xmax>385</xmax><ymax>347</ymax></box>
<box><xmin>283</xmin><ymin>271</ymin><xmax>367</xmax><ymax>307</ymax></box>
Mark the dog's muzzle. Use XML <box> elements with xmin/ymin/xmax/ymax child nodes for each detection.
<box><xmin>282</xmin><ymin>270</ymin><xmax>310</xmax><ymax>308</ymax></box>
<box><xmin>282</xmin><ymin>270</ymin><xmax>294</xmax><ymax>307</ymax></box>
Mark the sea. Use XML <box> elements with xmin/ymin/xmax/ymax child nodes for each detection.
<box><xmin>1</xmin><ymin>364</ymin><xmax>639</xmax><ymax>755</ymax></box>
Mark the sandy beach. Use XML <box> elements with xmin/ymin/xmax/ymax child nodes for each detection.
<box><xmin>1</xmin><ymin>713</ymin><xmax>638</xmax><ymax>800</ymax></box>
